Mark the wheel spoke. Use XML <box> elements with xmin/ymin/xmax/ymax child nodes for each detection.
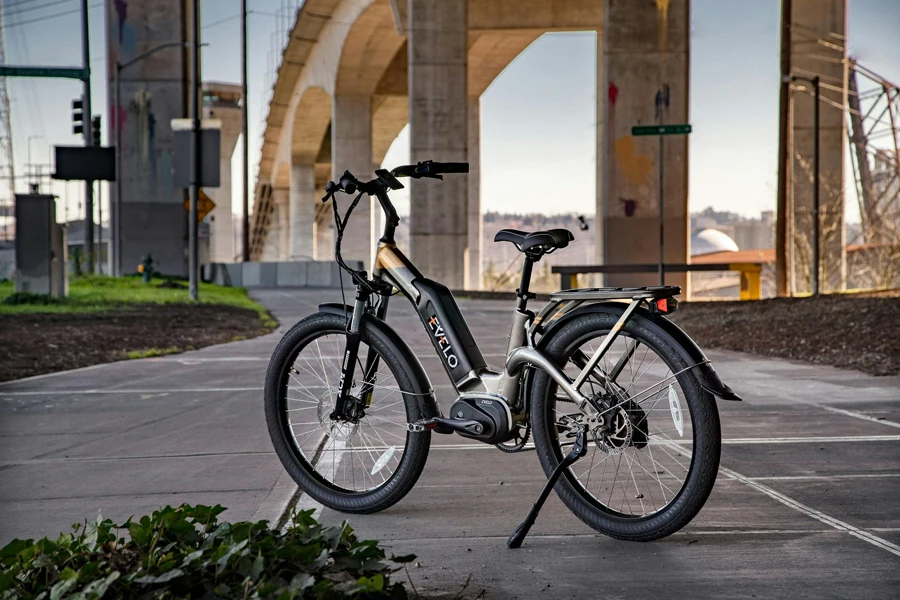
<box><xmin>545</xmin><ymin>327</ymin><xmax>699</xmax><ymax>519</ymax></box>
<box><xmin>279</xmin><ymin>330</ymin><xmax>420</xmax><ymax>495</ymax></box>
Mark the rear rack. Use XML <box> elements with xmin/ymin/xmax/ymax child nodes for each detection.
<box><xmin>549</xmin><ymin>286</ymin><xmax>680</xmax><ymax>301</ymax></box>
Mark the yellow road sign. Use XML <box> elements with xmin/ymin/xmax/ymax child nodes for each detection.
<box><xmin>183</xmin><ymin>189</ymin><xmax>216</xmax><ymax>221</ymax></box>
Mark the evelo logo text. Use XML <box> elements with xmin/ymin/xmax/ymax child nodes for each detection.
<box><xmin>428</xmin><ymin>315</ymin><xmax>459</xmax><ymax>369</ymax></box>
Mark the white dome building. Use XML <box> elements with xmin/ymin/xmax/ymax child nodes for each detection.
<box><xmin>691</xmin><ymin>228</ymin><xmax>739</xmax><ymax>257</ymax></box>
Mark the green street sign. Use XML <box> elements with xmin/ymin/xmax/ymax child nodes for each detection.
<box><xmin>0</xmin><ymin>66</ymin><xmax>89</xmax><ymax>79</ymax></box>
<box><xmin>632</xmin><ymin>124</ymin><xmax>692</xmax><ymax>136</ymax></box>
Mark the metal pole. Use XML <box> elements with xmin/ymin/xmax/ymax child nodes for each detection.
<box><xmin>658</xmin><ymin>134</ymin><xmax>665</xmax><ymax>286</ymax></box>
<box><xmin>114</xmin><ymin>63</ymin><xmax>122</xmax><ymax>276</ymax></box>
<box><xmin>241</xmin><ymin>0</ymin><xmax>250</xmax><ymax>262</ymax></box>
<box><xmin>189</xmin><ymin>0</ymin><xmax>200</xmax><ymax>301</ymax></box>
<box><xmin>97</xmin><ymin>181</ymin><xmax>102</xmax><ymax>273</ymax></box>
<box><xmin>775</xmin><ymin>0</ymin><xmax>792</xmax><ymax>297</ymax></box>
<box><xmin>812</xmin><ymin>76</ymin><xmax>820</xmax><ymax>296</ymax></box>
<box><xmin>81</xmin><ymin>0</ymin><xmax>94</xmax><ymax>274</ymax></box>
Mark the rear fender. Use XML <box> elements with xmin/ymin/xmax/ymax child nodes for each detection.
<box><xmin>318</xmin><ymin>302</ymin><xmax>441</xmax><ymax>418</ymax></box>
<box><xmin>538</xmin><ymin>301</ymin><xmax>742</xmax><ymax>401</ymax></box>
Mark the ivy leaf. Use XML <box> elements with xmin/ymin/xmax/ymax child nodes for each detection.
<box><xmin>49</xmin><ymin>577</ymin><xmax>79</xmax><ymax>600</ymax></box>
<box><xmin>134</xmin><ymin>568</ymin><xmax>183</xmax><ymax>584</ymax></box>
<box><xmin>289</xmin><ymin>573</ymin><xmax>315</xmax><ymax>592</ymax></box>
<box><xmin>0</xmin><ymin>538</ymin><xmax>29</xmax><ymax>561</ymax></box>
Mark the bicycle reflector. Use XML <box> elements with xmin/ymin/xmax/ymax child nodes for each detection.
<box><xmin>650</xmin><ymin>297</ymin><xmax>677</xmax><ymax>315</ymax></box>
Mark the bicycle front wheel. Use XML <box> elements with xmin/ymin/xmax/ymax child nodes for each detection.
<box><xmin>530</xmin><ymin>310</ymin><xmax>721</xmax><ymax>541</ymax></box>
<box><xmin>264</xmin><ymin>312</ymin><xmax>431</xmax><ymax>514</ymax></box>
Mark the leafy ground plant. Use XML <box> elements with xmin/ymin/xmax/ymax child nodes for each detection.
<box><xmin>0</xmin><ymin>504</ymin><xmax>413</xmax><ymax>599</ymax></box>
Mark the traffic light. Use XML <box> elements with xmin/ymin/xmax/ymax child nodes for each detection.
<box><xmin>72</xmin><ymin>98</ymin><xmax>84</xmax><ymax>136</ymax></box>
<box><xmin>92</xmin><ymin>115</ymin><xmax>101</xmax><ymax>146</ymax></box>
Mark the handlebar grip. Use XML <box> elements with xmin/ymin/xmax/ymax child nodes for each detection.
<box><xmin>435</xmin><ymin>162</ymin><xmax>469</xmax><ymax>174</ymax></box>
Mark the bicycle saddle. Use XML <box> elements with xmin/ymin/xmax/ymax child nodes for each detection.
<box><xmin>493</xmin><ymin>228</ymin><xmax>574</xmax><ymax>252</ymax></box>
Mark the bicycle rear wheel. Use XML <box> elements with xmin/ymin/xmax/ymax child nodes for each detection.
<box><xmin>530</xmin><ymin>310</ymin><xmax>721</xmax><ymax>541</ymax></box>
<box><xmin>265</xmin><ymin>312</ymin><xmax>431</xmax><ymax>514</ymax></box>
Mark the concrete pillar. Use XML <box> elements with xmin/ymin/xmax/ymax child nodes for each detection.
<box><xmin>466</xmin><ymin>96</ymin><xmax>482</xmax><ymax>290</ymax></box>
<box><xmin>331</xmin><ymin>96</ymin><xmax>374</xmax><ymax>267</ymax></box>
<box><xmin>315</xmin><ymin>174</ymin><xmax>334</xmax><ymax>261</ymax></box>
<box><xmin>289</xmin><ymin>163</ymin><xmax>316</xmax><ymax>260</ymax></box>
<box><xmin>599</xmin><ymin>0</ymin><xmax>689</xmax><ymax>290</ymax></box>
<box><xmin>273</xmin><ymin>188</ymin><xmax>290</xmax><ymax>259</ymax></box>
<box><xmin>789</xmin><ymin>0</ymin><xmax>847</xmax><ymax>293</ymax></box>
<box><xmin>408</xmin><ymin>0</ymin><xmax>468</xmax><ymax>288</ymax></box>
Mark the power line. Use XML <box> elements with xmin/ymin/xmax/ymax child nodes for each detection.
<box><xmin>3</xmin><ymin>0</ymin><xmax>78</xmax><ymax>20</ymax></box>
<box><xmin>2</xmin><ymin>2</ymin><xmax>102</xmax><ymax>31</ymax></box>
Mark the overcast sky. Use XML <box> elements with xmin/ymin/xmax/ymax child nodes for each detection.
<box><xmin>3</xmin><ymin>0</ymin><xmax>898</xmax><ymax>226</ymax></box>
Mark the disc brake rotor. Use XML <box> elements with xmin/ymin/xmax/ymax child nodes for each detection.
<box><xmin>592</xmin><ymin>405</ymin><xmax>633</xmax><ymax>455</ymax></box>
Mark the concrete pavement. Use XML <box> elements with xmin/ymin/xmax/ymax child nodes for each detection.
<box><xmin>2</xmin><ymin>288</ymin><xmax>898</xmax><ymax>599</ymax></box>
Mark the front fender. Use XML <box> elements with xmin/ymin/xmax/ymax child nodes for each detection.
<box><xmin>538</xmin><ymin>301</ymin><xmax>742</xmax><ymax>401</ymax></box>
<box><xmin>318</xmin><ymin>302</ymin><xmax>442</xmax><ymax>418</ymax></box>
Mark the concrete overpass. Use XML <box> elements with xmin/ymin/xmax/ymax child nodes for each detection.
<box><xmin>248</xmin><ymin>0</ymin><xmax>850</xmax><ymax>292</ymax></box>
<box><xmin>247</xmin><ymin>0</ymin><xmax>691</xmax><ymax>289</ymax></box>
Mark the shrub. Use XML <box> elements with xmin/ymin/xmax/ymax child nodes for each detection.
<box><xmin>0</xmin><ymin>504</ymin><xmax>413</xmax><ymax>599</ymax></box>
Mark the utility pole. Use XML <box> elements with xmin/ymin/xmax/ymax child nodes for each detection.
<box><xmin>241</xmin><ymin>0</ymin><xmax>250</xmax><ymax>262</ymax></box>
<box><xmin>811</xmin><ymin>75</ymin><xmax>820</xmax><ymax>297</ymax></box>
<box><xmin>81</xmin><ymin>0</ymin><xmax>94</xmax><ymax>273</ymax></box>
<box><xmin>189</xmin><ymin>0</ymin><xmax>200</xmax><ymax>300</ymax></box>
<box><xmin>775</xmin><ymin>0</ymin><xmax>792</xmax><ymax>297</ymax></box>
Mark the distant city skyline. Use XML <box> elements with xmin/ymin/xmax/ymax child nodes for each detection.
<box><xmin>3</xmin><ymin>0</ymin><xmax>898</xmax><ymax>228</ymax></box>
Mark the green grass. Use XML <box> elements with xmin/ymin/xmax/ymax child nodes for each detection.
<box><xmin>0</xmin><ymin>275</ymin><xmax>276</xmax><ymax>328</ymax></box>
<box><xmin>124</xmin><ymin>346</ymin><xmax>187</xmax><ymax>360</ymax></box>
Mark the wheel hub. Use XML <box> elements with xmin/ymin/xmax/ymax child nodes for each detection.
<box><xmin>318</xmin><ymin>389</ymin><xmax>359</xmax><ymax>441</ymax></box>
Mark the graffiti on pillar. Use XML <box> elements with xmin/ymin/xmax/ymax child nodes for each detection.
<box><xmin>613</xmin><ymin>135</ymin><xmax>652</xmax><ymax>217</ymax></box>
<box><xmin>655</xmin><ymin>84</ymin><xmax>670</xmax><ymax>121</ymax></box>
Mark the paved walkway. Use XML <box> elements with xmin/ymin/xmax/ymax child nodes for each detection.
<box><xmin>2</xmin><ymin>288</ymin><xmax>898</xmax><ymax>598</ymax></box>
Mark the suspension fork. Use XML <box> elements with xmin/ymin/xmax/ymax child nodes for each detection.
<box><xmin>331</xmin><ymin>287</ymin><xmax>370</xmax><ymax>420</ymax></box>
<box><xmin>358</xmin><ymin>294</ymin><xmax>389</xmax><ymax>408</ymax></box>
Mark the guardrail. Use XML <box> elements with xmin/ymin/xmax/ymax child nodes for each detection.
<box><xmin>551</xmin><ymin>263</ymin><xmax>763</xmax><ymax>300</ymax></box>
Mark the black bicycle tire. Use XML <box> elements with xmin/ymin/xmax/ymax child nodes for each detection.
<box><xmin>264</xmin><ymin>312</ymin><xmax>431</xmax><ymax>514</ymax></box>
<box><xmin>530</xmin><ymin>312</ymin><xmax>721</xmax><ymax>541</ymax></box>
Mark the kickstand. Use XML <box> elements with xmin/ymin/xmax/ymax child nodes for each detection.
<box><xmin>507</xmin><ymin>425</ymin><xmax>588</xmax><ymax>549</ymax></box>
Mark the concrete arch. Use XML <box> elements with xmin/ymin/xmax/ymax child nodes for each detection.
<box><xmin>335</xmin><ymin>0</ymin><xmax>405</xmax><ymax>97</ymax></box>
<box><xmin>370</xmin><ymin>31</ymin><xmax>542</xmax><ymax>165</ymax></box>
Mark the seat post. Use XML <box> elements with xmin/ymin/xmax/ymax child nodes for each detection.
<box><xmin>516</xmin><ymin>257</ymin><xmax>536</xmax><ymax>311</ymax></box>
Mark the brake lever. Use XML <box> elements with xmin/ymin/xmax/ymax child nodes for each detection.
<box><xmin>322</xmin><ymin>181</ymin><xmax>338</xmax><ymax>202</ymax></box>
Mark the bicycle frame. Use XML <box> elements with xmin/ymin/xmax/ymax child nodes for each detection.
<box><xmin>330</xmin><ymin>173</ymin><xmax>736</xmax><ymax>426</ymax></box>
<box><xmin>364</xmin><ymin>239</ymin><xmax>675</xmax><ymax>417</ymax></box>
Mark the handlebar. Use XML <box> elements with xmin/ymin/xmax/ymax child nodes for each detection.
<box><xmin>390</xmin><ymin>160</ymin><xmax>469</xmax><ymax>179</ymax></box>
<box><xmin>324</xmin><ymin>160</ymin><xmax>469</xmax><ymax>198</ymax></box>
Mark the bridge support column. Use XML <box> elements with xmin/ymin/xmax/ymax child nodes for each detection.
<box><xmin>599</xmin><ymin>0</ymin><xmax>689</xmax><ymax>290</ymax></box>
<box><xmin>289</xmin><ymin>163</ymin><xmax>316</xmax><ymax>260</ymax></box>
<box><xmin>273</xmin><ymin>188</ymin><xmax>290</xmax><ymax>260</ymax></box>
<box><xmin>332</xmin><ymin>95</ymin><xmax>374</xmax><ymax>267</ymax></box>
<box><xmin>789</xmin><ymin>0</ymin><xmax>847</xmax><ymax>293</ymax></box>
<box><xmin>466</xmin><ymin>96</ymin><xmax>482</xmax><ymax>290</ymax></box>
<box><xmin>408</xmin><ymin>0</ymin><xmax>468</xmax><ymax>288</ymax></box>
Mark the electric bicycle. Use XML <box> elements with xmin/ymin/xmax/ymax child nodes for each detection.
<box><xmin>264</xmin><ymin>161</ymin><xmax>742</xmax><ymax>547</ymax></box>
